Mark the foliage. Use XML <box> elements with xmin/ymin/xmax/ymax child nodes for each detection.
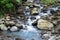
<box><xmin>41</xmin><ymin>0</ymin><xmax>56</xmax><ymax>5</ymax></box>
<box><xmin>0</xmin><ymin>0</ymin><xmax>22</xmax><ymax>17</ymax></box>
<box><xmin>0</xmin><ymin>11</ymin><xmax>3</xmax><ymax>18</ymax></box>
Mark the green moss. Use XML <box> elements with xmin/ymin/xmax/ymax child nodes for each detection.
<box><xmin>41</xmin><ymin>0</ymin><xmax>56</xmax><ymax>5</ymax></box>
<box><xmin>0</xmin><ymin>0</ymin><xmax>22</xmax><ymax>18</ymax></box>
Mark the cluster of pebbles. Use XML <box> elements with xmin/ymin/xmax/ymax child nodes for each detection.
<box><xmin>0</xmin><ymin>15</ymin><xmax>23</xmax><ymax>32</ymax></box>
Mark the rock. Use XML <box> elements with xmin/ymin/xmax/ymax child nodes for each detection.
<box><xmin>0</xmin><ymin>18</ymin><xmax>5</xmax><ymax>24</ymax></box>
<box><xmin>31</xmin><ymin>8</ymin><xmax>39</xmax><ymax>15</ymax></box>
<box><xmin>48</xmin><ymin>35</ymin><xmax>56</xmax><ymax>40</ymax></box>
<box><xmin>27</xmin><ymin>0</ymin><xmax>34</xmax><ymax>2</ymax></box>
<box><xmin>9</xmin><ymin>21</ymin><xmax>15</xmax><ymax>25</ymax></box>
<box><xmin>0</xmin><ymin>20</ymin><xmax>4</xmax><ymax>24</ymax></box>
<box><xmin>23</xmin><ymin>2</ymin><xmax>33</xmax><ymax>6</ymax></box>
<box><xmin>43</xmin><ymin>33</ymin><xmax>51</xmax><ymax>38</ymax></box>
<box><xmin>0</xmin><ymin>21</ymin><xmax>4</xmax><ymax>24</ymax></box>
<box><xmin>0</xmin><ymin>24</ymin><xmax>8</xmax><ymax>31</ymax></box>
<box><xmin>52</xmin><ymin>20</ymin><xmax>58</xmax><ymax>25</ymax></box>
<box><xmin>15</xmin><ymin>23</ymin><xmax>23</xmax><ymax>29</ymax></box>
<box><xmin>5</xmin><ymin>16</ymin><xmax>10</xmax><ymax>21</ymax></box>
<box><xmin>54</xmin><ymin>23</ymin><xmax>60</xmax><ymax>33</ymax></box>
<box><xmin>5</xmin><ymin>21</ymin><xmax>15</xmax><ymax>26</ymax></box>
<box><xmin>37</xmin><ymin>19</ymin><xmax>54</xmax><ymax>30</ymax></box>
<box><xmin>10</xmin><ymin>26</ymin><xmax>18</xmax><ymax>31</ymax></box>
<box><xmin>56</xmin><ymin>35</ymin><xmax>60</xmax><ymax>40</ymax></box>
<box><xmin>32</xmin><ymin>21</ymin><xmax>37</xmax><ymax>26</ymax></box>
<box><xmin>50</xmin><ymin>9</ymin><xmax>57</xmax><ymax>15</ymax></box>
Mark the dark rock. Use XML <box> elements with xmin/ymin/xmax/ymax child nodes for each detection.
<box><xmin>32</xmin><ymin>21</ymin><xmax>37</xmax><ymax>26</ymax></box>
<box><xmin>15</xmin><ymin>38</ymin><xmax>24</xmax><ymax>40</ymax></box>
<box><xmin>50</xmin><ymin>10</ymin><xmax>57</xmax><ymax>15</ymax></box>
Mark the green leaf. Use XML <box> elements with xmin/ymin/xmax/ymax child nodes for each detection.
<box><xmin>6</xmin><ymin>3</ymin><xmax>13</xmax><ymax>9</ymax></box>
<box><xmin>0</xmin><ymin>0</ymin><xmax>9</xmax><ymax>4</ymax></box>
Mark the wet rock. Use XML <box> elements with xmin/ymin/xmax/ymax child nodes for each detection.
<box><xmin>30</xmin><ymin>16</ymin><xmax>36</xmax><ymax>20</ymax></box>
<box><xmin>31</xmin><ymin>8</ymin><xmax>39</xmax><ymax>15</ymax></box>
<box><xmin>32</xmin><ymin>21</ymin><xmax>37</xmax><ymax>26</ymax></box>
<box><xmin>37</xmin><ymin>19</ymin><xmax>54</xmax><ymax>30</ymax></box>
<box><xmin>10</xmin><ymin>26</ymin><xmax>18</xmax><ymax>32</ymax></box>
<box><xmin>0</xmin><ymin>24</ymin><xmax>8</xmax><ymax>31</ymax></box>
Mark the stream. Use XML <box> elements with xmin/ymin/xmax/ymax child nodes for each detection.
<box><xmin>2</xmin><ymin>2</ymin><xmax>60</xmax><ymax>40</ymax></box>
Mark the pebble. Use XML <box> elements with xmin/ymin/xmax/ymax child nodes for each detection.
<box><xmin>10</xmin><ymin>26</ymin><xmax>18</xmax><ymax>32</ymax></box>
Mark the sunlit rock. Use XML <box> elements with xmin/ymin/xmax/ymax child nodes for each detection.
<box><xmin>5</xmin><ymin>16</ymin><xmax>10</xmax><ymax>21</ymax></box>
<box><xmin>0</xmin><ymin>24</ymin><xmax>8</xmax><ymax>31</ymax></box>
<box><xmin>10</xmin><ymin>26</ymin><xmax>18</xmax><ymax>32</ymax></box>
<box><xmin>31</xmin><ymin>8</ymin><xmax>39</xmax><ymax>15</ymax></box>
<box><xmin>5</xmin><ymin>21</ymin><xmax>15</xmax><ymax>26</ymax></box>
<box><xmin>37</xmin><ymin>19</ymin><xmax>54</xmax><ymax>30</ymax></box>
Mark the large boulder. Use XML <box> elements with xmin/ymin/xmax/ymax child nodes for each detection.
<box><xmin>37</xmin><ymin>19</ymin><xmax>54</xmax><ymax>30</ymax></box>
